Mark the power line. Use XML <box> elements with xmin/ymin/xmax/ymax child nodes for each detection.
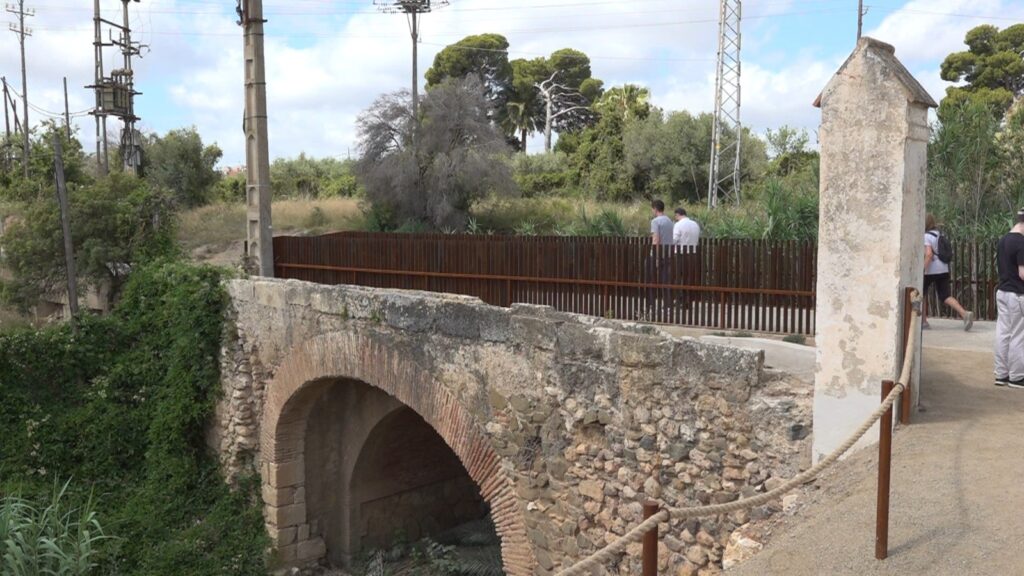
<box><xmin>24</xmin><ymin>7</ymin><xmax>862</xmax><ymax>38</ymax></box>
<box><xmin>417</xmin><ymin>40</ymin><xmax>715</xmax><ymax>63</ymax></box>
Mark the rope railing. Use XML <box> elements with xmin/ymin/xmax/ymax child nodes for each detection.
<box><xmin>555</xmin><ymin>290</ymin><xmax>922</xmax><ymax>576</ymax></box>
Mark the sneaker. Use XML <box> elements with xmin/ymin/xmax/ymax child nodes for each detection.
<box><xmin>921</xmin><ymin>320</ymin><xmax>931</xmax><ymax>330</ymax></box>
<box><xmin>1009</xmin><ymin>379</ymin><xmax>1024</xmax><ymax>389</ymax></box>
<box><xmin>963</xmin><ymin>311</ymin><xmax>974</xmax><ymax>332</ymax></box>
<box><xmin>995</xmin><ymin>376</ymin><xmax>1010</xmax><ymax>387</ymax></box>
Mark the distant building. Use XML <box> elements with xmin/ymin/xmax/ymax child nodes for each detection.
<box><xmin>221</xmin><ymin>165</ymin><xmax>246</xmax><ymax>177</ymax></box>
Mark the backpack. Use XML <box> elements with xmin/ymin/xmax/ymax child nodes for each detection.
<box><xmin>928</xmin><ymin>231</ymin><xmax>953</xmax><ymax>264</ymax></box>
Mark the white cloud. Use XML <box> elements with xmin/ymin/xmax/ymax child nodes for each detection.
<box><xmin>4</xmin><ymin>0</ymin><xmax>1017</xmax><ymax>167</ymax></box>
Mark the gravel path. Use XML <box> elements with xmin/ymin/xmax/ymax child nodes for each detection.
<box><xmin>731</xmin><ymin>338</ymin><xmax>1024</xmax><ymax>575</ymax></box>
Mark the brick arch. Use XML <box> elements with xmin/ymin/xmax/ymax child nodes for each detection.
<box><xmin>259</xmin><ymin>331</ymin><xmax>536</xmax><ymax>575</ymax></box>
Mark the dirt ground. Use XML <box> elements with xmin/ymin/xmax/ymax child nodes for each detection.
<box><xmin>731</xmin><ymin>338</ymin><xmax>1024</xmax><ymax>575</ymax></box>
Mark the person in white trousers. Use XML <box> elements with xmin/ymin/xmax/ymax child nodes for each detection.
<box><xmin>993</xmin><ymin>209</ymin><xmax>1024</xmax><ymax>387</ymax></box>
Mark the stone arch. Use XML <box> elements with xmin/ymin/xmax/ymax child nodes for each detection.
<box><xmin>259</xmin><ymin>331</ymin><xmax>535</xmax><ymax>574</ymax></box>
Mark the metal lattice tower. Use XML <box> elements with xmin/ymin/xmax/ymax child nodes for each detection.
<box><xmin>707</xmin><ymin>0</ymin><xmax>742</xmax><ymax>209</ymax></box>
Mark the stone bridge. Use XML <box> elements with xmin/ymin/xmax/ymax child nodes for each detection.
<box><xmin>212</xmin><ymin>279</ymin><xmax>810</xmax><ymax>575</ymax></box>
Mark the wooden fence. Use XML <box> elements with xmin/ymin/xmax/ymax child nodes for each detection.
<box><xmin>929</xmin><ymin>237</ymin><xmax>999</xmax><ymax>321</ymax></box>
<box><xmin>272</xmin><ymin>232</ymin><xmax>1003</xmax><ymax>333</ymax></box>
<box><xmin>273</xmin><ymin>232</ymin><xmax>817</xmax><ymax>335</ymax></box>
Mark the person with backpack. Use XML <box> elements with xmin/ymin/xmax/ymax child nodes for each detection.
<box><xmin>923</xmin><ymin>213</ymin><xmax>973</xmax><ymax>330</ymax></box>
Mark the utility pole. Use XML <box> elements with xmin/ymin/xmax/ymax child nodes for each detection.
<box><xmin>90</xmin><ymin>0</ymin><xmax>106</xmax><ymax>174</ymax></box>
<box><xmin>707</xmin><ymin>0</ymin><xmax>742</xmax><ymax>208</ymax></box>
<box><xmin>63</xmin><ymin>76</ymin><xmax>70</xmax><ymax>141</ymax></box>
<box><xmin>4</xmin><ymin>80</ymin><xmax>20</xmax><ymax>134</ymax></box>
<box><xmin>237</xmin><ymin>0</ymin><xmax>274</xmax><ymax>277</ymax></box>
<box><xmin>373</xmin><ymin>1</ymin><xmax>450</xmax><ymax>126</ymax></box>
<box><xmin>89</xmin><ymin>0</ymin><xmax>144</xmax><ymax>175</ymax></box>
<box><xmin>2</xmin><ymin>77</ymin><xmax>10</xmax><ymax>171</ymax></box>
<box><xmin>857</xmin><ymin>0</ymin><xmax>865</xmax><ymax>40</ymax></box>
<box><xmin>7</xmin><ymin>0</ymin><xmax>33</xmax><ymax>178</ymax></box>
<box><xmin>113</xmin><ymin>0</ymin><xmax>142</xmax><ymax>174</ymax></box>
<box><xmin>52</xmin><ymin>134</ymin><xmax>79</xmax><ymax>328</ymax></box>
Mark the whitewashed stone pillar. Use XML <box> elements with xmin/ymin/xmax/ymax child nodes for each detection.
<box><xmin>812</xmin><ymin>37</ymin><xmax>936</xmax><ymax>462</ymax></box>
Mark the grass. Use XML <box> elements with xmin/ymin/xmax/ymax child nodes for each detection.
<box><xmin>177</xmin><ymin>197</ymin><xmax>362</xmax><ymax>251</ymax></box>
<box><xmin>0</xmin><ymin>481</ymin><xmax>108</xmax><ymax>576</ymax></box>
<box><xmin>175</xmin><ymin>191</ymin><xmax>813</xmax><ymax>254</ymax></box>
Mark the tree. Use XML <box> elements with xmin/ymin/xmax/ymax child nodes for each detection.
<box><xmin>996</xmin><ymin>101</ymin><xmax>1024</xmax><ymax>206</ymax></box>
<box><xmin>506</xmin><ymin>57</ymin><xmax>550</xmax><ymax>151</ymax></box>
<box><xmin>939</xmin><ymin>24</ymin><xmax>1024</xmax><ymax>120</ymax></box>
<box><xmin>425</xmin><ymin>33</ymin><xmax>513</xmax><ymax>107</ymax></box>
<box><xmin>357</xmin><ymin>77</ymin><xmax>515</xmax><ymax>230</ymax></box>
<box><xmin>270</xmin><ymin>154</ymin><xmax>359</xmax><ymax>198</ymax></box>
<box><xmin>623</xmin><ymin>111</ymin><xmax>769</xmax><ymax>203</ymax></box>
<box><xmin>537</xmin><ymin>71</ymin><xmax>598</xmax><ymax>152</ymax></box>
<box><xmin>0</xmin><ymin>174</ymin><xmax>176</xmax><ymax>310</ymax></box>
<box><xmin>764</xmin><ymin>125</ymin><xmax>818</xmax><ymax>177</ymax></box>
<box><xmin>595</xmin><ymin>85</ymin><xmax>651</xmax><ymax>122</ymax></box>
<box><xmin>929</xmin><ymin>98</ymin><xmax>1003</xmax><ymax>233</ymax></box>
<box><xmin>570</xmin><ymin>112</ymin><xmax>630</xmax><ymax>201</ymax></box>
<box><xmin>0</xmin><ymin>121</ymin><xmax>92</xmax><ymax>202</ymax></box>
<box><xmin>140</xmin><ymin>128</ymin><xmax>223</xmax><ymax>207</ymax></box>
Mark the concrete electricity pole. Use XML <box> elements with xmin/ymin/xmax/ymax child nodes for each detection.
<box><xmin>91</xmin><ymin>0</ymin><xmax>108</xmax><ymax>174</ymax></box>
<box><xmin>373</xmin><ymin>1</ymin><xmax>450</xmax><ymax>124</ymax></box>
<box><xmin>2</xmin><ymin>77</ymin><xmax>10</xmax><ymax>171</ymax></box>
<box><xmin>63</xmin><ymin>76</ymin><xmax>70</xmax><ymax>141</ymax></box>
<box><xmin>237</xmin><ymin>0</ymin><xmax>274</xmax><ymax>277</ymax></box>
<box><xmin>6</xmin><ymin>0</ymin><xmax>33</xmax><ymax>178</ymax></box>
<box><xmin>857</xmin><ymin>0</ymin><xmax>865</xmax><ymax>40</ymax></box>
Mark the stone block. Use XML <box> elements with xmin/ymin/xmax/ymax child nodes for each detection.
<box><xmin>261</xmin><ymin>484</ymin><xmax>295</xmax><ymax>507</ymax></box>
<box><xmin>267</xmin><ymin>503</ymin><xmax>306</xmax><ymax>528</ymax></box>
<box><xmin>268</xmin><ymin>526</ymin><xmax>296</xmax><ymax>546</ymax></box>
<box><xmin>510</xmin><ymin>316</ymin><xmax>557</xmax><ymax>350</ymax></box>
<box><xmin>609</xmin><ymin>332</ymin><xmax>670</xmax><ymax>367</ymax></box>
<box><xmin>268</xmin><ymin>460</ymin><xmax>304</xmax><ymax>488</ymax></box>
<box><xmin>555</xmin><ymin>323</ymin><xmax>607</xmax><ymax>359</ymax></box>
<box><xmin>436</xmin><ymin>301</ymin><xmax>484</xmax><ymax>339</ymax></box>
<box><xmin>296</xmin><ymin>537</ymin><xmax>327</xmax><ymax>562</ymax></box>
<box><xmin>276</xmin><ymin>544</ymin><xmax>296</xmax><ymax>563</ymax></box>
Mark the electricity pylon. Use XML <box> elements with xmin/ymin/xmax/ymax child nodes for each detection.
<box><xmin>707</xmin><ymin>0</ymin><xmax>742</xmax><ymax>209</ymax></box>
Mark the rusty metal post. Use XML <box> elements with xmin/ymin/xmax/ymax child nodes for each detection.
<box><xmin>900</xmin><ymin>287</ymin><xmax>915</xmax><ymax>424</ymax></box>
<box><xmin>876</xmin><ymin>379</ymin><xmax>894</xmax><ymax>560</ymax></box>
<box><xmin>643</xmin><ymin>501</ymin><xmax>658</xmax><ymax>575</ymax></box>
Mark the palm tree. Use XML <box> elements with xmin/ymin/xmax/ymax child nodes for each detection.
<box><xmin>503</xmin><ymin>100</ymin><xmax>540</xmax><ymax>153</ymax></box>
<box><xmin>595</xmin><ymin>84</ymin><xmax>651</xmax><ymax>122</ymax></box>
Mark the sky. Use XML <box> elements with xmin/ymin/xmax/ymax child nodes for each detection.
<box><xmin>1</xmin><ymin>0</ymin><xmax>1023</xmax><ymax>167</ymax></box>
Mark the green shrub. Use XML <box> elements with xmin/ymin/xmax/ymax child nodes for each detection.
<box><xmin>304</xmin><ymin>206</ymin><xmax>329</xmax><ymax>229</ymax></box>
<box><xmin>782</xmin><ymin>334</ymin><xmax>806</xmax><ymax>345</ymax></box>
<box><xmin>511</xmin><ymin>153</ymin><xmax>574</xmax><ymax>198</ymax></box>
<box><xmin>0</xmin><ymin>260</ymin><xmax>268</xmax><ymax>575</ymax></box>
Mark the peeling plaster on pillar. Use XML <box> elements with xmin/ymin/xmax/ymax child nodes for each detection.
<box><xmin>812</xmin><ymin>37</ymin><xmax>935</xmax><ymax>463</ymax></box>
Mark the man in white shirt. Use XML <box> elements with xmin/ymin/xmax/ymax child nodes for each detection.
<box><xmin>673</xmin><ymin>208</ymin><xmax>700</xmax><ymax>253</ymax></box>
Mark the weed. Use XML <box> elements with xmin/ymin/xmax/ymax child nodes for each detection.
<box><xmin>782</xmin><ymin>334</ymin><xmax>807</xmax><ymax>345</ymax></box>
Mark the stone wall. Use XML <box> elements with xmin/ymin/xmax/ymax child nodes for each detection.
<box><xmin>215</xmin><ymin>279</ymin><xmax>811</xmax><ymax>574</ymax></box>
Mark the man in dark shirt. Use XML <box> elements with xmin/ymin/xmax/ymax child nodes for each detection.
<box><xmin>994</xmin><ymin>209</ymin><xmax>1024</xmax><ymax>387</ymax></box>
